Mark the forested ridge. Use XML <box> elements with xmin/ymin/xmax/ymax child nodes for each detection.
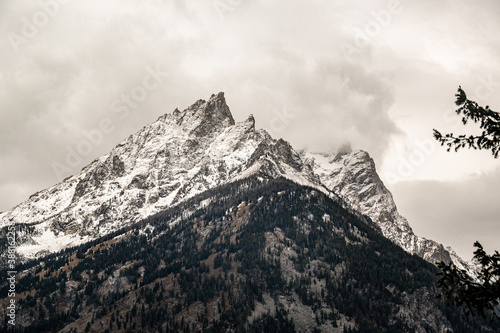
<box><xmin>1</xmin><ymin>177</ymin><xmax>498</xmax><ymax>332</ymax></box>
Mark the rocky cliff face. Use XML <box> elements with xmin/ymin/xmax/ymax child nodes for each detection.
<box><xmin>302</xmin><ymin>150</ymin><xmax>473</xmax><ymax>272</ymax></box>
<box><xmin>0</xmin><ymin>93</ymin><xmax>473</xmax><ymax>274</ymax></box>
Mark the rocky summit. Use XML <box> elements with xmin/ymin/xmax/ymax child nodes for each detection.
<box><xmin>0</xmin><ymin>92</ymin><xmax>319</xmax><ymax>259</ymax></box>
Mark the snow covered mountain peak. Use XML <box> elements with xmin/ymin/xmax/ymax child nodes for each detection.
<box><xmin>157</xmin><ymin>91</ymin><xmax>235</xmax><ymax>139</ymax></box>
<box><xmin>0</xmin><ymin>93</ymin><xmax>473</xmax><ymax>274</ymax></box>
<box><xmin>0</xmin><ymin>93</ymin><xmax>318</xmax><ymax>258</ymax></box>
<box><xmin>302</xmin><ymin>149</ymin><xmax>476</xmax><ymax>272</ymax></box>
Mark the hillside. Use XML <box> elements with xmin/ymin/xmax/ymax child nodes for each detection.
<box><xmin>1</xmin><ymin>177</ymin><xmax>497</xmax><ymax>332</ymax></box>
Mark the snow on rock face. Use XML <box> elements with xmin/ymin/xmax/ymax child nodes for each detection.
<box><xmin>0</xmin><ymin>93</ymin><xmax>318</xmax><ymax>259</ymax></box>
<box><xmin>302</xmin><ymin>150</ymin><xmax>475</xmax><ymax>272</ymax></box>
<box><xmin>0</xmin><ymin>92</ymin><xmax>472</xmax><ymax>274</ymax></box>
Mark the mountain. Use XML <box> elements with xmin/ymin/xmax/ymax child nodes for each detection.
<box><xmin>0</xmin><ymin>92</ymin><xmax>472</xmax><ymax>274</ymax></box>
<box><xmin>0</xmin><ymin>93</ymin><xmax>321</xmax><ymax>259</ymax></box>
<box><xmin>1</xmin><ymin>92</ymin><xmax>497</xmax><ymax>332</ymax></box>
<box><xmin>2</xmin><ymin>177</ymin><xmax>498</xmax><ymax>332</ymax></box>
<box><xmin>301</xmin><ymin>150</ymin><xmax>472</xmax><ymax>273</ymax></box>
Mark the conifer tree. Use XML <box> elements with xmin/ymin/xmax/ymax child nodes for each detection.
<box><xmin>434</xmin><ymin>87</ymin><xmax>500</xmax><ymax>158</ymax></box>
<box><xmin>434</xmin><ymin>87</ymin><xmax>500</xmax><ymax>319</ymax></box>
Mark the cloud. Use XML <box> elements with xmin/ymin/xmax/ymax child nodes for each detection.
<box><xmin>0</xmin><ymin>0</ymin><xmax>406</xmax><ymax>210</ymax></box>
<box><xmin>389</xmin><ymin>168</ymin><xmax>500</xmax><ymax>260</ymax></box>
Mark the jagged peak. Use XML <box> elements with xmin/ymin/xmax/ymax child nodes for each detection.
<box><xmin>276</xmin><ymin>138</ymin><xmax>291</xmax><ymax>147</ymax></box>
<box><xmin>350</xmin><ymin>150</ymin><xmax>371</xmax><ymax>161</ymax></box>
<box><xmin>194</xmin><ymin>92</ymin><xmax>232</xmax><ymax>116</ymax></box>
<box><xmin>186</xmin><ymin>99</ymin><xmax>206</xmax><ymax>111</ymax></box>
<box><xmin>331</xmin><ymin>149</ymin><xmax>370</xmax><ymax>164</ymax></box>
<box><xmin>209</xmin><ymin>91</ymin><xmax>225</xmax><ymax>102</ymax></box>
<box><xmin>204</xmin><ymin>92</ymin><xmax>234</xmax><ymax>124</ymax></box>
<box><xmin>245</xmin><ymin>114</ymin><xmax>255</xmax><ymax>128</ymax></box>
<box><xmin>155</xmin><ymin>93</ymin><xmax>236</xmax><ymax>137</ymax></box>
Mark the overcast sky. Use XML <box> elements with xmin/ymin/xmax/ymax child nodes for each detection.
<box><xmin>1</xmin><ymin>0</ymin><xmax>499</xmax><ymax>260</ymax></box>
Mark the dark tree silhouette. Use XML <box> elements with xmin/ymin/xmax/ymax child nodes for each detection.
<box><xmin>434</xmin><ymin>87</ymin><xmax>500</xmax><ymax>320</ymax></box>
<box><xmin>437</xmin><ymin>242</ymin><xmax>500</xmax><ymax>319</ymax></box>
<box><xmin>434</xmin><ymin>86</ymin><xmax>500</xmax><ymax>158</ymax></box>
